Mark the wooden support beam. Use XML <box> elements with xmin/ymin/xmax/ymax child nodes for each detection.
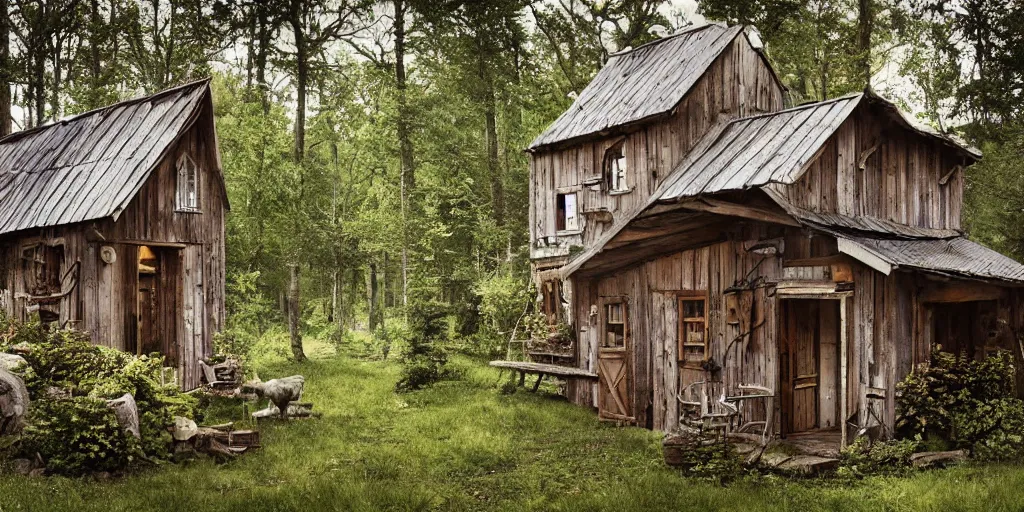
<box><xmin>114</xmin><ymin>239</ymin><xmax>188</xmax><ymax>249</ymax></box>
<box><xmin>840</xmin><ymin>295</ymin><xmax>848</xmax><ymax>448</ymax></box>
<box><xmin>532</xmin><ymin>373</ymin><xmax>545</xmax><ymax>392</ymax></box>
<box><xmin>920</xmin><ymin>282</ymin><xmax>1005</xmax><ymax>303</ymax></box>
<box><xmin>677</xmin><ymin>198</ymin><xmax>799</xmax><ymax>226</ymax></box>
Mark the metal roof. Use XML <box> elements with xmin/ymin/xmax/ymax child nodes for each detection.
<box><xmin>654</xmin><ymin>91</ymin><xmax>981</xmax><ymax>204</ymax></box>
<box><xmin>836</xmin><ymin>234</ymin><xmax>1024</xmax><ymax>284</ymax></box>
<box><xmin>528</xmin><ymin>24</ymin><xmax>746</xmax><ymax>150</ymax></box>
<box><xmin>0</xmin><ymin>80</ymin><xmax>210</xmax><ymax>236</ymax></box>
<box><xmin>658</xmin><ymin>95</ymin><xmax>863</xmax><ymax>200</ymax></box>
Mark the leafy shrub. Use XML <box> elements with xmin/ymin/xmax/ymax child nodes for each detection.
<box><xmin>472</xmin><ymin>270</ymin><xmax>531</xmax><ymax>358</ymax></box>
<box><xmin>8</xmin><ymin>321</ymin><xmax>198</xmax><ymax>474</ymax></box>
<box><xmin>219</xmin><ymin>270</ymin><xmax>277</xmax><ymax>360</ymax></box>
<box><xmin>395</xmin><ymin>302</ymin><xmax>460</xmax><ymax>392</ymax></box>
<box><xmin>897</xmin><ymin>350</ymin><xmax>1024</xmax><ymax>460</ymax></box>
<box><xmin>837</xmin><ymin>437</ymin><xmax>919</xmax><ymax>478</ymax></box>
<box><xmin>672</xmin><ymin>433</ymin><xmax>741</xmax><ymax>483</ymax></box>
<box><xmin>21</xmin><ymin>397</ymin><xmax>136</xmax><ymax>475</ymax></box>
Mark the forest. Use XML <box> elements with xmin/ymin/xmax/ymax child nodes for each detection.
<box><xmin>3</xmin><ymin>0</ymin><xmax>1023</xmax><ymax>359</ymax></box>
<box><xmin>0</xmin><ymin>0</ymin><xmax>1016</xmax><ymax>363</ymax></box>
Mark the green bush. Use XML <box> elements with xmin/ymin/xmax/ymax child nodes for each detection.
<box><xmin>671</xmin><ymin>433</ymin><xmax>741</xmax><ymax>483</ymax></box>
<box><xmin>837</xmin><ymin>437</ymin><xmax>919</xmax><ymax>478</ymax></box>
<box><xmin>7</xmin><ymin>321</ymin><xmax>198</xmax><ymax>474</ymax></box>
<box><xmin>897</xmin><ymin>350</ymin><xmax>1024</xmax><ymax>460</ymax></box>
<box><xmin>21</xmin><ymin>397</ymin><xmax>136</xmax><ymax>475</ymax></box>
<box><xmin>395</xmin><ymin>302</ymin><xmax>461</xmax><ymax>392</ymax></box>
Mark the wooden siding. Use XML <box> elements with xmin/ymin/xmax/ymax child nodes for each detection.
<box><xmin>774</xmin><ymin>106</ymin><xmax>967</xmax><ymax>231</ymax></box>
<box><xmin>529</xmin><ymin>35</ymin><xmax>785</xmax><ymax>261</ymax></box>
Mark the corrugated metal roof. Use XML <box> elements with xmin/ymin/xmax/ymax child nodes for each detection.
<box><xmin>837</xmin><ymin>234</ymin><xmax>1024</xmax><ymax>284</ymax></box>
<box><xmin>0</xmin><ymin>80</ymin><xmax>209</xmax><ymax>236</ymax></box>
<box><xmin>528</xmin><ymin>23</ymin><xmax>745</xmax><ymax>150</ymax></box>
<box><xmin>658</xmin><ymin>94</ymin><xmax>863</xmax><ymax>201</ymax></box>
<box><xmin>764</xmin><ymin>188</ymin><xmax>961</xmax><ymax>239</ymax></box>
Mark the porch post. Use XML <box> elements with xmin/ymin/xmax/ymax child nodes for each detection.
<box><xmin>839</xmin><ymin>295</ymin><xmax>848</xmax><ymax>448</ymax></box>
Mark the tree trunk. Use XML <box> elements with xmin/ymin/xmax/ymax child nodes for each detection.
<box><xmin>395</xmin><ymin>0</ymin><xmax>413</xmax><ymax>310</ymax></box>
<box><xmin>288</xmin><ymin>264</ymin><xmax>306</xmax><ymax>361</ymax></box>
<box><xmin>857</xmin><ymin>0</ymin><xmax>872</xmax><ymax>89</ymax></box>
<box><xmin>0</xmin><ymin>0</ymin><xmax>10</xmax><ymax>137</ymax></box>
<box><xmin>485</xmin><ymin>90</ymin><xmax>503</xmax><ymax>227</ymax></box>
<box><xmin>290</xmin><ymin>1</ymin><xmax>307</xmax><ymax>163</ymax></box>
<box><xmin>368</xmin><ymin>262</ymin><xmax>380</xmax><ymax>332</ymax></box>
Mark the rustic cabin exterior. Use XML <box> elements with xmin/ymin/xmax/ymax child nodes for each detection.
<box><xmin>0</xmin><ymin>80</ymin><xmax>227</xmax><ymax>390</ymax></box>
<box><xmin>526</xmin><ymin>23</ymin><xmax>1024</xmax><ymax>447</ymax></box>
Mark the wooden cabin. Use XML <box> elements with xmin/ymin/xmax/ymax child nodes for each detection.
<box><xmin>527</xmin><ymin>23</ymin><xmax>1024</xmax><ymax>446</ymax></box>
<box><xmin>0</xmin><ymin>80</ymin><xmax>227</xmax><ymax>390</ymax></box>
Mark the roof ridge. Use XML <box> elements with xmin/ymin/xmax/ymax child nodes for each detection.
<box><xmin>727</xmin><ymin>93</ymin><xmax>863</xmax><ymax>124</ymax></box>
<box><xmin>608</xmin><ymin>22</ymin><xmax>727</xmax><ymax>57</ymax></box>
<box><xmin>0</xmin><ymin>78</ymin><xmax>211</xmax><ymax>146</ymax></box>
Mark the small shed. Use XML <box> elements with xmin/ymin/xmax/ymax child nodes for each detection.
<box><xmin>0</xmin><ymin>79</ymin><xmax>227</xmax><ymax>389</ymax></box>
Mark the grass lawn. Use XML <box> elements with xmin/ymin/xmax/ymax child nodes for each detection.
<box><xmin>1</xmin><ymin>339</ymin><xmax>1023</xmax><ymax>512</ymax></box>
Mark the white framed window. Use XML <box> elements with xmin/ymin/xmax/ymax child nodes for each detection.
<box><xmin>604</xmin><ymin>140</ymin><xmax>628</xmax><ymax>192</ymax></box>
<box><xmin>176</xmin><ymin>153</ymin><xmax>200</xmax><ymax>212</ymax></box>
<box><xmin>556</xmin><ymin>192</ymin><xmax>579</xmax><ymax>232</ymax></box>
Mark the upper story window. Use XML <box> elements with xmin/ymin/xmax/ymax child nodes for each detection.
<box><xmin>176</xmin><ymin>153</ymin><xmax>200</xmax><ymax>212</ymax></box>
<box><xmin>604</xmin><ymin>140</ymin><xmax>628</xmax><ymax>193</ymax></box>
<box><xmin>556</xmin><ymin>192</ymin><xmax>579</xmax><ymax>232</ymax></box>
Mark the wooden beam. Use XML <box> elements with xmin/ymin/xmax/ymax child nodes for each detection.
<box><xmin>836</xmin><ymin>238</ymin><xmax>892</xmax><ymax>275</ymax></box>
<box><xmin>114</xmin><ymin>240</ymin><xmax>188</xmax><ymax>249</ymax></box>
<box><xmin>677</xmin><ymin>198</ymin><xmax>799</xmax><ymax>226</ymax></box>
<box><xmin>920</xmin><ymin>282</ymin><xmax>1005</xmax><ymax>303</ymax></box>
<box><xmin>840</xmin><ymin>295</ymin><xmax>848</xmax><ymax>448</ymax></box>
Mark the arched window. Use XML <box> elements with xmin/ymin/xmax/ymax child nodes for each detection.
<box><xmin>603</xmin><ymin>139</ymin><xmax>628</xmax><ymax>192</ymax></box>
<box><xmin>176</xmin><ymin>153</ymin><xmax>201</xmax><ymax>212</ymax></box>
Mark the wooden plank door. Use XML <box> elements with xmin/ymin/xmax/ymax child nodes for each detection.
<box><xmin>780</xmin><ymin>300</ymin><xmax>820</xmax><ymax>434</ymax></box>
<box><xmin>598</xmin><ymin>300</ymin><xmax>633</xmax><ymax>422</ymax></box>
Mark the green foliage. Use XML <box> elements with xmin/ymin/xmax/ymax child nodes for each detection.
<box><xmin>896</xmin><ymin>350</ymin><xmax>1024</xmax><ymax>460</ymax></box>
<box><xmin>395</xmin><ymin>302</ymin><xmax>461</xmax><ymax>392</ymax></box>
<box><xmin>7</xmin><ymin>321</ymin><xmax>197</xmax><ymax>474</ymax></box>
<box><xmin>20</xmin><ymin>397</ymin><xmax>137</xmax><ymax>475</ymax></box>
<box><xmin>837</xmin><ymin>437</ymin><xmax>919</xmax><ymax>479</ymax></box>
<box><xmin>670</xmin><ymin>433</ymin><xmax>742</xmax><ymax>483</ymax></box>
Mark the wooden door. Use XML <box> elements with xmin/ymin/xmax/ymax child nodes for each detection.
<box><xmin>598</xmin><ymin>300</ymin><xmax>633</xmax><ymax>422</ymax></box>
<box><xmin>138</xmin><ymin>273</ymin><xmax>159</xmax><ymax>355</ymax></box>
<box><xmin>780</xmin><ymin>300</ymin><xmax>820</xmax><ymax>433</ymax></box>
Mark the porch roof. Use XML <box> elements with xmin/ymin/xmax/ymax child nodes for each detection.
<box><xmin>833</xmin><ymin>233</ymin><xmax>1024</xmax><ymax>285</ymax></box>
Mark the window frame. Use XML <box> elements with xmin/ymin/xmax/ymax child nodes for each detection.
<box><xmin>555</xmin><ymin>192</ymin><xmax>580</xmax><ymax>233</ymax></box>
<box><xmin>175</xmin><ymin>153</ymin><xmax>201</xmax><ymax>213</ymax></box>
<box><xmin>603</xmin><ymin>139</ymin><xmax>629</xmax><ymax>194</ymax></box>
<box><xmin>677</xmin><ymin>291</ymin><xmax>709</xmax><ymax>370</ymax></box>
<box><xmin>601</xmin><ymin>297</ymin><xmax>629</xmax><ymax>351</ymax></box>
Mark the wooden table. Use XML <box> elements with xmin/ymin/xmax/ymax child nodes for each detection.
<box><xmin>489</xmin><ymin>360</ymin><xmax>599</xmax><ymax>392</ymax></box>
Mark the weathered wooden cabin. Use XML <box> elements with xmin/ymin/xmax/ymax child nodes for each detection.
<box><xmin>0</xmin><ymin>80</ymin><xmax>227</xmax><ymax>389</ymax></box>
<box><xmin>527</xmin><ymin>23</ymin><xmax>1024</xmax><ymax>446</ymax></box>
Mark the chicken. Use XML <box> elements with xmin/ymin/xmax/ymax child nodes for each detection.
<box><xmin>248</xmin><ymin>375</ymin><xmax>305</xmax><ymax>419</ymax></box>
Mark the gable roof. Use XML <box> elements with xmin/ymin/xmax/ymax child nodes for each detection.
<box><xmin>835</xmin><ymin>234</ymin><xmax>1024</xmax><ymax>284</ymax></box>
<box><xmin>0</xmin><ymin>80</ymin><xmax>211</xmax><ymax>237</ymax></box>
<box><xmin>657</xmin><ymin>91</ymin><xmax>980</xmax><ymax>203</ymax></box>
<box><xmin>529</xmin><ymin>23</ymin><xmax>751</xmax><ymax>150</ymax></box>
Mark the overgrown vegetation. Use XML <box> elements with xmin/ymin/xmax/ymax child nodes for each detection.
<box><xmin>2</xmin><ymin>321</ymin><xmax>197</xmax><ymax>475</ymax></box>
<box><xmin>837</xmin><ymin>437</ymin><xmax>920</xmax><ymax>479</ymax></box>
<box><xmin>897</xmin><ymin>350</ymin><xmax>1024</xmax><ymax>461</ymax></box>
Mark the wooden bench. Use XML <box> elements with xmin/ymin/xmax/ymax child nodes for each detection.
<box><xmin>489</xmin><ymin>360</ymin><xmax>598</xmax><ymax>392</ymax></box>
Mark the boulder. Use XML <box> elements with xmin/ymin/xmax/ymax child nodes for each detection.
<box><xmin>910</xmin><ymin>450</ymin><xmax>968</xmax><ymax>469</ymax></box>
<box><xmin>105</xmin><ymin>393</ymin><xmax>140</xmax><ymax>439</ymax></box>
<box><xmin>0</xmin><ymin>367</ymin><xmax>29</xmax><ymax>436</ymax></box>
<box><xmin>0</xmin><ymin>353</ymin><xmax>27</xmax><ymax>373</ymax></box>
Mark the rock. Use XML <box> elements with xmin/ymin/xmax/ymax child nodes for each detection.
<box><xmin>776</xmin><ymin>455</ymin><xmax>840</xmax><ymax>475</ymax></box>
<box><xmin>0</xmin><ymin>353</ymin><xmax>26</xmax><ymax>373</ymax></box>
<box><xmin>172</xmin><ymin>416</ymin><xmax>199</xmax><ymax>441</ymax></box>
<box><xmin>106</xmin><ymin>393</ymin><xmax>140</xmax><ymax>439</ymax></box>
<box><xmin>760</xmin><ymin>451</ymin><xmax>793</xmax><ymax>468</ymax></box>
<box><xmin>0</xmin><ymin>367</ymin><xmax>29</xmax><ymax>436</ymax></box>
<box><xmin>11</xmin><ymin>459</ymin><xmax>33</xmax><ymax>476</ymax></box>
<box><xmin>27</xmin><ymin>468</ymin><xmax>45</xmax><ymax>478</ymax></box>
<box><xmin>910</xmin><ymin>450</ymin><xmax>968</xmax><ymax>469</ymax></box>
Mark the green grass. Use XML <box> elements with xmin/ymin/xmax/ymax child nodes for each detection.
<box><xmin>2</xmin><ymin>338</ymin><xmax>1024</xmax><ymax>511</ymax></box>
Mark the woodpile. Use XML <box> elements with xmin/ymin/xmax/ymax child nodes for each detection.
<box><xmin>199</xmin><ymin>357</ymin><xmax>244</xmax><ymax>393</ymax></box>
<box><xmin>170</xmin><ymin>417</ymin><xmax>261</xmax><ymax>460</ymax></box>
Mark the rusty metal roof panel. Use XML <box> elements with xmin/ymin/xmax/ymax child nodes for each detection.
<box><xmin>837</xmin><ymin>234</ymin><xmax>1024</xmax><ymax>284</ymax></box>
<box><xmin>0</xmin><ymin>80</ymin><xmax>208</xmax><ymax>236</ymax></box>
<box><xmin>528</xmin><ymin>24</ymin><xmax>744</xmax><ymax>150</ymax></box>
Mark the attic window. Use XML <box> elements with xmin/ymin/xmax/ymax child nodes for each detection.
<box><xmin>556</xmin><ymin>193</ymin><xmax>579</xmax><ymax>232</ymax></box>
<box><xmin>176</xmin><ymin>153</ymin><xmax>200</xmax><ymax>212</ymax></box>
<box><xmin>603</xmin><ymin>140</ymin><xmax>628</xmax><ymax>193</ymax></box>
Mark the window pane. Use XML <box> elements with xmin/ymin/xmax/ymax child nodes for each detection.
<box><xmin>563</xmin><ymin>193</ymin><xmax>578</xmax><ymax>231</ymax></box>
